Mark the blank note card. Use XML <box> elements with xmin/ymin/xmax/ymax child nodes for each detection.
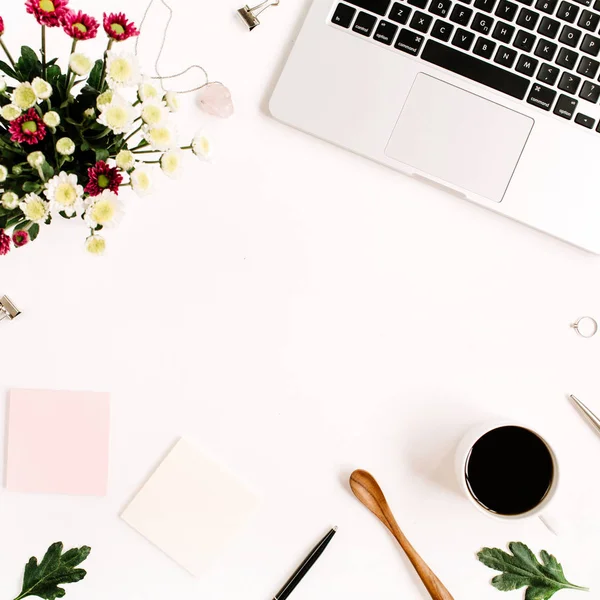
<box><xmin>6</xmin><ymin>388</ymin><xmax>110</xmax><ymax>496</ymax></box>
<box><xmin>122</xmin><ymin>438</ymin><xmax>259</xmax><ymax>577</ymax></box>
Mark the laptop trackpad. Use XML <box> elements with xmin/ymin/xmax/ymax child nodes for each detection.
<box><xmin>385</xmin><ymin>74</ymin><xmax>533</xmax><ymax>203</ymax></box>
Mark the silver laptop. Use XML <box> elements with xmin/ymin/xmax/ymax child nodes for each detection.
<box><xmin>270</xmin><ymin>0</ymin><xmax>600</xmax><ymax>253</ymax></box>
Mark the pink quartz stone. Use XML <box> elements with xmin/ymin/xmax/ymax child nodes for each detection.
<box><xmin>197</xmin><ymin>83</ymin><xmax>234</xmax><ymax>118</ymax></box>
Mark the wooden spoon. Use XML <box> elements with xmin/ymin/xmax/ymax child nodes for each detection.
<box><xmin>350</xmin><ymin>469</ymin><xmax>455</xmax><ymax>600</ymax></box>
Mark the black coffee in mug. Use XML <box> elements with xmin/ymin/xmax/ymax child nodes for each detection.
<box><xmin>465</xmin><ymin>426</ymin><xmax>555</xmax><ymax>516</ymax></box>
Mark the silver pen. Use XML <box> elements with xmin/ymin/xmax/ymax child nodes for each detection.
<box><xmin>569</xmin><ymin>395</ymin><xmax>600</xmax><ymax>434</ymax></box>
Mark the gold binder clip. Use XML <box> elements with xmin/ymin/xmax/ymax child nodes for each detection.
<box><xmin>0</xmin><ymin>296</ymin><xmax>20</xmax><ymax>322</ymax></box>
<box><xmin>237</xmin><ymin>0</ymin><xmax>280</xmax><ymax>31</ymax></box>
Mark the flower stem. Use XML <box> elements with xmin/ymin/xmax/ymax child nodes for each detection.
<box><xmin>41</xmin><ymin>26</ymin><xmax>47</xmax><ymax>78</ymax></box>
<box><xmin>98</xmin><ymin>39</ymin><xmax>114</xmax><ymax>92</ymax></box>
<box><xmin>65</xmin><ymin>39</ymin><xmax>77</xmax><ymax>84</ymax></box>
<box><xmin>130</xmin><ymin>149</ymin><xmax>161</xmax><ymax>154</ymax></box>
<box><xmin>123</xmin><ymin>124</ymin><xmax>143</xmax><ymax>144</ymax></box>
<box><xmin>0</xmin><ymin>38</ymin><xmax>16</xmax><ymax>70</ymax></box>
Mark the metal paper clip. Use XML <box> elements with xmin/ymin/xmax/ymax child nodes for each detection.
<box><xmin>237</xmin><ymin>0</ymin><xmax>280</xmax><ymax>31</ymax></box>
<box><xmin>0</xmin><ymin>296</ymin><xmax>21</xmax><ymax>322</ymax></box>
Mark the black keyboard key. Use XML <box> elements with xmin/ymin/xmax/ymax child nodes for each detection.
<box><xmin>374</xmin><ymin>19</ymin><xmax>399</xmax><ymax>42</ymax></box>
<box><xmin>596</xmin><ymin>121</ymin><xmax>600</xmax><ymax>132</ymax></box>
<box><xmin>575</xmin><ymin>112</ymin><xmax>595</xmax><ymax>126</ymax></box>
<box><xmin>430</xmin><ymin>0</ymin><xmax>453</xmax><ymax>15</ymax></box>
<box><xmin>408</xmin><ymin>0</ymin><xmax>428</xmax><ymax>7</ymax></box>
<box><xmin>516</xmin><ymin>53</ymin><xmax>540</xmax><ymax>73</ymax></box>
<box><xmin>332</xmin><ymin>3</ymin><xmax>357</xmax><ymax>27</ymax></box>
<box><xmin>537</xmin><ymin>62</ymin><xmax>561</xmax><ymax>82</ymax></box>
<box><xmin>495</xmin><ymin>0</ymin><xmax>520</xmax><ymax>18</ymax></box>
<box><xmin>527</xmin><ymin>82</ymin><xmax>557</xmax><ymax>108</ymax></box>
<box><xmin>514</xmin><ymin>29</ymin><xmax>537</xmax><ymax>50</ymax></box>
<box><xmin>493</xmin><ymin>21</ymin><xmax>516</xmax><ymax>39</ymax></box>
<box><xmin>575</xmin><ymin>0</ymin><xmax>591</xmax><ymax>5</ymax></box>
<box><xmin>389</xmin><ymin>2</ymin><xmax>413</xmax><ymax>23</ymax></box>
<box><xmin>553</xmin><ymin>93</ymin><xmax>578</xmax><ymax>117</ymax></box>
<box><xmin>495</xmin><ymin>44</ymin><xmax>519</xmax><ymax>64</ymax></box>
<box><xmin>452</xmin><ymin>26</ymin><xmax>477</xmax><ymax>46</ymax></box>
<box><xmin>559</xmin><ymin>25</ymin><xmax>582</xmax><ymax>47</ymax></box>
<box><xmin>577</xmin><ymin>55</ymin><xmax>599</xmax><ymax>76</ymax></box>
<box><xmin>474</xmin><ymin>36</ymin><xmax>498</xmax><ymax>55</ymax></box>
<box><xmin>579</xmin><ymin>79</ymin><xmax>600</xmax><ymax>100</ymax></box>
<box><xmin>340</xmin><ymin>0</ymin><xmax>391</xmax><ymax>15</ymax></box>
<box><xmin>458</xmin><ymin>0</ymin><xmax>472</xmax><ymax>3</ymax></box>
<box><xmin>353</xmin><ymin>11</ymin><xmax>378</xmax><ymax>34</ymax></box>
<box><xmin>421</xmin><ymin>39</ymin><xmax>530</xmax><ymax>97</ymax></box>
<box><xmin>558</xmin><ymin>71</ymin><xmax>581</xmax><ymax>91</ymax></box>
<box><xmin>410</xmin><ymin>10</ymin><xmax>433</xmax><ymax>30</ymax></box>
<box><xmin>472</xmin><ymin>11</ymin><xmax>495</xmax><ymax>31</ymax></box>
<box><xmin>556</xmin><ymin>47</ymin><xmax>579</xmax><ymax>67</ymax></box>
<box><xmin>474</xmin><ymin>0</ymin><xmax>497</xmax><ymax>11</ymax></box>
<box><xmin>394</xmin><ymin>27</ymin><xmax>426</xmax><ymax>53</ymax></box>
<box><xmin>580</xmin><ymin>33</ymin><xmax>600</xmax><ymax>55</ymax></box>
<box><xmin>578</xmin><ymin>9</ymin><xmax>599</xmax><ymax>30</ymax></box>
<box><xmin>517</xmin><ymin>7</ymin><xmax>540</xmax><ymax>28</ymax></box>
<box><xmin>535</xmin><ymin>0</ymin><xmax>558</xmax><ymax>11</ymax></box>
<box><xmin>535</xmin><ymin>38</ymin><xmax>558</xmax><ymax>58</ymax></box>
<box><xmin>594</xmin><ymin>0</ymin><xmax>600</xmax><ymax>7</ymax></box>
<box><xmin>450</xmin><ymin>4</ymin><xmax>474</xmax><ymax>23</ymax></box>
<box><xmin>538</xmin><ymin>16</ymin><xmax>561</xmax><ymax>37</ymax></box>
<box><xmin>516</xmin><ymin>0</ymin><xmax>534</xmax><ymax>5</ymax></box>
<box><xmin>556</xmin><ymin>1</ymin><xmax>579</xmax><ymax>20</ymax></box>
<box><xmin>431</xmin><ymin>18</ymin><xmax>456</xmax><ymax>38</ymax></box>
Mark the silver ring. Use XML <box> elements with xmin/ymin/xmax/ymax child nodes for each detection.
<box><xmin>571</xmin><ymin>316</ymin><xmax>598</xmax><ymax>338</ymax></box>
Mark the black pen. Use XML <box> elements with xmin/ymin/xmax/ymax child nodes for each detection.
<box><xmin>273</xmin><ymin>527</ymin><xmax>338</xmax><ymax>600</ymax></box>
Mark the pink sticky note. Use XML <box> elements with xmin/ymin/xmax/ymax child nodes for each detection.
<box><xmin>6</xmin><ymin>389</ymin><xmax>110</xmax><ymax>496</ymax></box>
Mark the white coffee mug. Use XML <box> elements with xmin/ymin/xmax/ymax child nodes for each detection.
<box><xmin>455</xmin><ymin>421</ymin><xmax>560</xmax><ymax>521</ymax></box>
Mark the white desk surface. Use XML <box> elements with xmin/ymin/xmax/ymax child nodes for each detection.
<box><xmin>2</xmin><ymin>0</ymin><xmax>600</xmax><ymax>598</ymax></box>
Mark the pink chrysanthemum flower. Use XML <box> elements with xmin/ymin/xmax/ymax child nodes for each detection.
<box><xmin>12</xmin><ymin>230</ymin><xmax>29</xmax><ymax>247</ymax></box>
<box><xmin>9</xmin><ymin>109</ymin><xmax>47</xmax><ymax>145</ymax></box>
<box><xmin>0</xmin><ymin>230</ymin><xmax>10</xmax><ymax>255</ymax></box>
<box><xmin>85</xmin><ymin>161</ymin><xmax>123</xmax><ymax>196</ymax></box>
<box><xmin>62</xmin><ymin>10</ymin><xmax>99</xmax><ymax>40</ymax></box>
<box><xmin>0</xmin><ymin>16</ymin><xmax>5</xmax><ymax>36</ymax></box>
<box><xmin>25</xmin><ymin>0</ymin><xmax>70</xmax><ymax>27</ymax></box>
<box><xmin>103</xmin><ymin>12</ymin><xmax>139</xmax><ymax>41</ymax></box>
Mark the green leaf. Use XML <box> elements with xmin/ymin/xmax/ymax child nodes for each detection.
<box><xmin>22</xmin><ymin>181</ymin><xmax>41</xmax><ymax>193</ymax></box>
<box><xmin>87</xmin><ymin>60</ymin><xmax>104</xmax><ymax>90</ymax></box>
<box><xmin>0</xmin><ymin>60</ymin><xmax>20</xmax><ymax>80</ymax></box>
<box><xmin>478</xmin><ymin>543</ymin><xmax>588</xmax><ymax>600</ymax></box>
<box><xmin>15</xmin><ymin>542</ymin><xmax>90</xmax><ymax>600</ymax></box>
<box><xmin>28</xmin><ymin>223</ymin><xmax>40</xmax><ymax>241</ymax></box>
<box><xmin>16</xmin><ymin>46</ymin><xmax>41</xmax><ymax>81</ymax></box>
<box><xmin>41</xmin><ymin>162</ymin><xmax>55</xmax><ymax>180</ymax></box>
<box><xmin>94</xmin><ymin>148</ymin><xmax>109</xmax><ymax>162</ymax></box>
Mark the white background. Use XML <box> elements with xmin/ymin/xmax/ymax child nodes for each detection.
<box><xmin>1</xmin><ymin>0</ymin><xmax>600</xmax><ymax>599</ymax></box>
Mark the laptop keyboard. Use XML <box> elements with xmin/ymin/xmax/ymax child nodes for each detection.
<box><xmin>330</xmin><ymin>0</ymin><xmax>600</xmax><ymax>131</ymax></box>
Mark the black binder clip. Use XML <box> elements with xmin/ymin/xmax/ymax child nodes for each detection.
<box><xmin>238</xmin><ymin>0</ymin><xmax>280</xmax><ymax>31</ymax></box>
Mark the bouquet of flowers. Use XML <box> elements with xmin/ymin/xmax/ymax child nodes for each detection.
<box><xmin>0</xmin><ymin>1</ymin><xmax>224</xmax><ymax>256</ymax></box>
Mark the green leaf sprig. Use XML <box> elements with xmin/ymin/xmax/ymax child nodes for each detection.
<box><xmin>13</xmin><ymin>542</ymin><xmax>91</xmax><ymax>600</ymax></box>
<box><xmin>478</xmin><ymin>542</ymin><xmax>588</xmax><ymax>600</ymax></box>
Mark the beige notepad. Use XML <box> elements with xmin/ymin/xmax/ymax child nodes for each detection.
<box><xmin>122</xmin><ymin>439</ymin><xmax>259</xmax><ymax>576</ymax></box>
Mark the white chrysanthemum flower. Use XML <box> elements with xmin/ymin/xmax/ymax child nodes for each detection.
<box><xmin>106</xmin><ymin>51</ymin><xmax>141</xmax><ymax>89</ymax></box>
<box><xmin>44</xmin><ymin>172</ymin><xmax>84</xmax><ymax>217</ymax></box>
<box><xmin>56</xmin><ymin>137</ymin><xmax>75</xmax><ymax>156</ymax></box>
<box><xmin>43</xmin><ymin>110</ymin><xmax>60</xmax><ymax>127</ymax></box>
<box><xmin>12</xmin><ymin>83</ymin><xmax>37</xmax><ymax>109</ymax></box>
<box><xmin>84</xmin><ymin>190</ymin><xmax>123</xmax><ymax>228</ymax></box>
<box><xmin>98</xmin><ymin>99</ymin><xmax>137</xmax><ymax>135</ymax></box>
<box><xmin>31</xmin><ymin>77</ymin><xmax>52</xmax><ymax>100</ymax></box>
<box><xmin>19</xmin><ymin>193</ymin><xmax>50</xmax><ymax>224</ymax></box>
<box><xmin>83</xmin><ymin>108</ymin><xmax>95</xmax><ymax>119</ymax></box>
<box><xmin>0</xmin><ymin>165</ymin><xmax>7</xmax><ymax>183</ymax></box>
<box><xmin>85</xmin><ymin>234</ymin><xmax>106</xmax><ymax>255</ymax></box>
<box><xmin>96</xmin><ymin>90</ymin><xmax>114</xmax><ymax>109</ymax></box>
<box><xmin>27</xmin><ymin>151</ymin><xmax>45</xmax><ymax>168</ymax></box>
<box><xmin>191</xmin><ymin>131</ymin><xmax>214</xmax><ymax>160</ymax></box>
<box><xmin>1</xmin><ymin>191</ymin><xmax>19</xmax><ymax>210</ymax></box>
<box><xmin>143</xmin><ymin>124</ymin><xmax>176</xmax><ymax>151</ymax></box>
<box><xmin>164</xmin><ymin>91</ymin><xmax>179</xmax><ymax>112</ymax></box>
<box><xmin>115</xmin><ymin>149</ymin><xmax>135</xmax><ymax>172</ymax></box>
<box><xmin>160</xmin><ymin>150</ymin><xmax>183</xmax><ymax>179</ymax></box>
<box><xmin>69</xmin><ymin>53</ymin><xmax>93</xmax><ymax>77</ymax></box>
<box><xmin>130</xmin><ymin>168</ymin><xmax>152</xmax><ymax>196</ymax></box>
<box><xmin>138</xmin><ymin>78</ymin><xmax>160</xmax><ymax>102</ymax></box>
<box><xmin>141</xmin><ymin>98</ymin><xmax>168</xmax><ymax>126</ymax></box>
<box><xmin>0</xmin><ymin>76</ymin><xmax>7</xmax><ymax>93</ymax></box>
<box><xmin>1</xmin><ymin>104</ymin><xmax>22</xmax><ymax>121</ymax></box>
